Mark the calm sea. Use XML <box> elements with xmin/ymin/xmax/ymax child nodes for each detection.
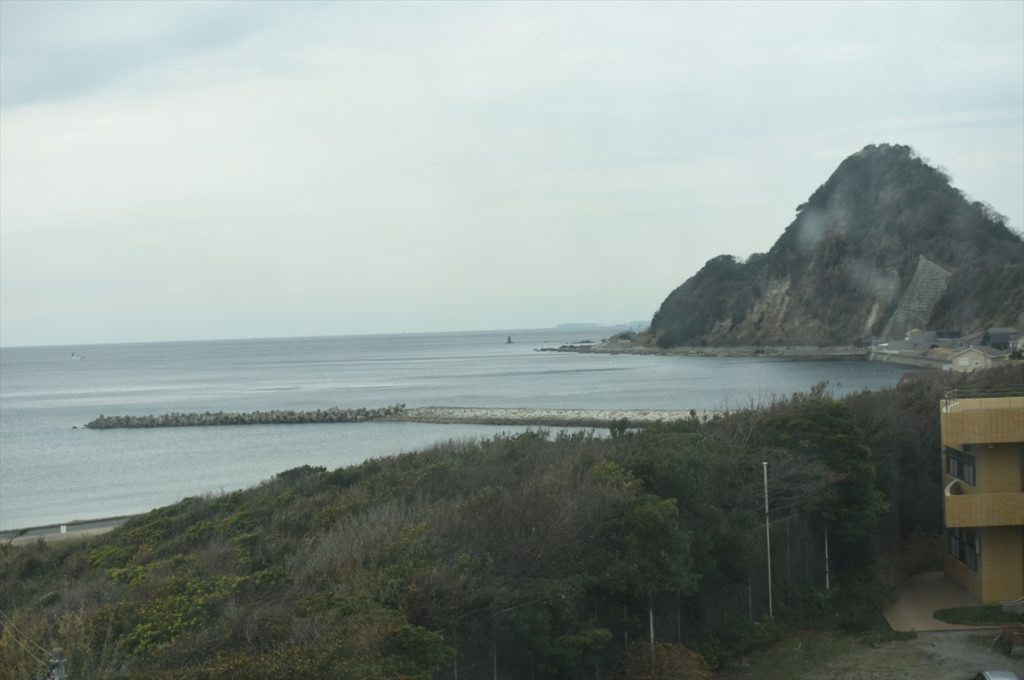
<box><xmin>0</xmin><ymin>328</ymin><xmax>910</xmax><ymax>530</ymax></box>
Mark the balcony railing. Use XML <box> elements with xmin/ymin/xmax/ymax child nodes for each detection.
<box><xmin>945</xmin><ymin>386</ymin><xmax>1024</xmax><ymax>399</ymax></box>
<box><xmin>944</xmin><ymin>480</ymin><xmax>1024</xmax><ymax>528</ymax></box>
<box><xmin>941</xmin><ymin>396</ymin><xmax>1024</xmax><ymax>444</ymax></box>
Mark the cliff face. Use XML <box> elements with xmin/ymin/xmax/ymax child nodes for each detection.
<box><xmin>649</xmin><ymin>144</ymin><xmax>1024</xmax><ymax>347</ymax></box>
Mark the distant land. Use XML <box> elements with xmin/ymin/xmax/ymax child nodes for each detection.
<box><xmin>557</xmin><ymin>322</ymin><xmax>640</xmax><ymax>328</ymax></box>
<box><xmin>645</xmin><ymin>144</ymin><xmax>1024</xmax><ymax>348</ymax></box>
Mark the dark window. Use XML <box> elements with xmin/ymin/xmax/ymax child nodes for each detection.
<box><xmin>946</xmin><ymin>447</ymin><xmax>976</xmax><ymax>485</ymax></box>
<box><xmin>948</xmin><ymin>528</ymin><xmax>978</xmax><ymax>571</ymax></box>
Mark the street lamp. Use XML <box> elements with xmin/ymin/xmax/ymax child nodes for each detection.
<box><xmin>762</xmin><ymin>460</ymin><xmax>773</xmax><ymax>619</ymax></box>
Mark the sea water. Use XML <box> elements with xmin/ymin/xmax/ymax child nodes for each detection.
<box><xmin>0</xmin><ymin>328</ymin><xmax>910</xmax><ymax>530</ymax></box>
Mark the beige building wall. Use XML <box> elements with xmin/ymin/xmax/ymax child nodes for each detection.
<box><xmin>979</xmin><ymin>526</ymin><xmax>1024</xmax><ymax>603</ymax></box>
<box><xmin>941</xmin><ymin>396</ymin><xmax>1024</xmax><ymax>445</ymax></box>
<box><xmin>941</xmin><ymin>394</ymin><xmax>1024</xmax><ymax>603</ymax></box>
<box><xmin>944</xmin><ymin>551</ymin><xmax>980</xmax><ymax>597</ymax></box>
<box><xmin>976</xmin><ymin>444</ymin><xmax>1024</xmax><ymax>493</ymax></box>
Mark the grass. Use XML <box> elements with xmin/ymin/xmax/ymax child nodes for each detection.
<box><xmin>933</xmin><ymin>605</ymin><xmax>1024</xmax><ymax>626</ymax></box>
<box><xmin>714</xmin><ymin>628</ymin><xmax>918</xmax><ymax>680</ymax></box>
<box><xmin>715</xmin><ymin>630</ymin><xmax>851</xmax><ymax>679</ymax></box>
<box><xmin>715</xmin><ymin>610</ymin><xmax>921</xmax><ymax>680</ymax></box>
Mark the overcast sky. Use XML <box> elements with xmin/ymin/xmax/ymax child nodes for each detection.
<box><xmin>1</xmin><ymin>0</ymin><xmax>1021</xmax><ymax>347</ymax></box>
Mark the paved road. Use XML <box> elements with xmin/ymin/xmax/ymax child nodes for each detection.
<box><xmin>0</xmin><ymin>515</ymin><xmax>132</xmax><ymax>543</ymax></box>
<box><xmin>884</xmin><ymin>570</ymin><xmax>987</xmax><ymax>632</ymax></box>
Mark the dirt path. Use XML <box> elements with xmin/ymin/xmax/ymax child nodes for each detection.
<box><xmin>812</xmin><ymin>631</ymin><xmax>1020</xmax><ymax>679</ymax></box>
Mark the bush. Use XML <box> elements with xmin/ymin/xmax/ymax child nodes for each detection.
<box><xmin>612</xmin><ymin>641</ymin><xmax>713</xmax><ymax>680</ymax></box>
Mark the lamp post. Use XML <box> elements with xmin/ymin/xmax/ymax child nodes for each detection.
<box><xmin>762</xmin><ymin>460</ymin><xmax>773</xmax><ymax>619</ymax></box>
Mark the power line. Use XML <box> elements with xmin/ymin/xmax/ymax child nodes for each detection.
<box><xmin>0</xmin><ymin>609</ymin><xmax>50</xmax><ymax>656</ymax></box>
<box><xmin>1</xmin><ymin>619</ymin><xmax>49</xmax><ymax>670</ymax></box>
<box><xmin>0</xmin><ymin>608</ymin><xmax>64</xmax><ymax>679</ymax></box>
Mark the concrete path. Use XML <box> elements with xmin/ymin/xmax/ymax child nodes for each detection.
<box><xmin>399</xmin><ymin>406</ymin><xmax>718</xmax><ymax>426</ymax></box>
<box><xmin>0</xmin><ymin>516</ymin><xmax>131</xmax><ymax>544</ymax></box>
<box><xmin>884</xmin><ymin>571</ymin><xmax>987</xmax><ymax>631</ymax></box>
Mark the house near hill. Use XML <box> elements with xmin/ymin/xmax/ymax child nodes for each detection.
<box><xmin>949</xmin><ymin>346</ymin><xmax>1007</xmax><ymax>373</ymax></box>
<box><xmin>985</xmin><ymin>327</ymin><xmax>1020</xmax><ymax>351</ymax></box>
<box><xmin>906</xmin><ymin>329</ymin><xmax>961</xmax><ymax>350</ymax></box>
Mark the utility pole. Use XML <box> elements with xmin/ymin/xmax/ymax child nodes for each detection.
<box><xmin>649</xmin><ymin>596</ymin><xmax>655</xmax><ymax>660</ymax></box>
<box><xmin>50</xmin><ymin>648</ymin><xmax>66</xmax><ymax>680</ymax></box>
<box><xmin>824</xmin><ymin>522</ymin><xmax>831</xmax><ymax>591</ymax></box>
<box><xmin>762</xmin><ymin>461</ymin><xmax>773</xmax><ymax>619</ymax></box>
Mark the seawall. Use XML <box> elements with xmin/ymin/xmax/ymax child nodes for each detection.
<box><xmin>540</xmin><ymin>343</ymin><xmax>869</xmax><ymax>360</ymax></box>
<box><xmin>867</xmin><ymin>350</ymin><xmax>950</xmax><ymax>370</ymax></box>
<box><xmin>0</xmin><ymin>515</ymin><xmax>132</xmax><ymax>543</ymax></box>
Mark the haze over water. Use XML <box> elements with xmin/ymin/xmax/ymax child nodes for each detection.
<box><xmin>0</xmin><ymin>327</ymin><xmax>911</xmax><ymax>530</ymax></box>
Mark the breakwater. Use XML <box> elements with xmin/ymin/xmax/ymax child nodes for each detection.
<box><xmin>85</xmin><ymin>404</ymin><xmax>407</xmax><ymax>429</ymax></box>
<box><xmin>866</xmin><ymin>349</ymin><xmax>951</xmax><ymax>369</ymax></box>
<box><xmin>83</xmin><ymin>405</ymin><xmax>715</xmax><ymax>430</ymax></box>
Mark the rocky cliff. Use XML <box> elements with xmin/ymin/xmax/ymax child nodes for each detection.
<box><xmin>648</xmin><ymin>144</ymin><xmax>1024</xmax><ymax>347</ymax></box>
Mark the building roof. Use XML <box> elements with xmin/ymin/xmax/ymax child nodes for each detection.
<box><xmin>950</xmin><ymin>345</ymin><xmax>1008</xmax><ymax>359</ymax></box>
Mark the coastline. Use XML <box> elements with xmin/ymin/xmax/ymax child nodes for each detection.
<box><xmin>6</xmin><ymin>330</ymin><xmax>917</xmax><ymax>536</ymax></box>
<box><xmin>542</xmin><ymin>340</ymin><xmax>961</xmax><ymax>370</ymax></box>
<box><xmin>539</xmin><ymin>341</ymin><xmax>870</xmax><ymax>360</ymax></box>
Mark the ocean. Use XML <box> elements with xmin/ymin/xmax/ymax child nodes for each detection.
<box><xmin>0</xmin><ymin>327</ymin><xmax>911</xmax><ymax>530</ymax></box>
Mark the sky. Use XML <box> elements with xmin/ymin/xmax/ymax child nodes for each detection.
<box><xmin>1</xmin><ymin>0</ymin><xmax>1022</xmax><ymax>347</ymax></box>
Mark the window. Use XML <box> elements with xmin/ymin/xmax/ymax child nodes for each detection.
<box><xmin>946</xmin><ymin>447</ymin><xmax>976</xmax><ymax>485</ymax></box>
<box><xmin>948</xmin><ymin>528</ymin><xmax>979</xmax><ymax>571</ymax></box>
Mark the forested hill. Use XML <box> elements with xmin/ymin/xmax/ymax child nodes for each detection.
<box><xmin>648</xmin><ymin>144</ymin><xmax>1024</xmax><ymax>348</ymax></box>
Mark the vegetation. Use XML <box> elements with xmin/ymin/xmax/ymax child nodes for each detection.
<box><xmin>2</xmin><ymin>365</ymin><xmax>1021</xmax><ymax>678</ymax></box>
<box><xmin>649</xmin><ymin>143</ymin><xmax>1024</xmax><ymax>347</ymax></box>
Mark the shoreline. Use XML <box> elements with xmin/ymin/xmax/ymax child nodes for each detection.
<box><xmin>542</xmin><ymin>341</ymin><xmax>953</xmax><ymax>370</ymax></box>
<box><xmin>538</xmin><ymin>341</ymin><xmax>870</xmax><ymax>360</ymax></box>
<box><xmin>6</xmin><ymin>409</ymin><xmax>711</xmax><ymax>534</ymax></box>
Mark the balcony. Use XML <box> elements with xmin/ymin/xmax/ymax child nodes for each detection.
<box><xmin>944</xmin><ymin>480</ymin><xmax>1024</xmax><ymax>528</ymax></box>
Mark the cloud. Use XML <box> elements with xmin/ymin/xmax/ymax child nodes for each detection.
<box><xmin>1</xmin><ymin>0</ymin><xmax>1021</xmax><ymax>345</ymax></box>
<box><xmin>0</xmin><ymin>1</ymin><xmax>293</xmax><ymax>107</ymax></box>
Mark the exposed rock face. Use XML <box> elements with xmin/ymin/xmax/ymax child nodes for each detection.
<box><xmin>649</xmin><ymin>144</ymin><xmax>1024</xmax><ymax>347</ymax></box>
<box><xmin>881</xmin><ymin>255</ymin><xmax>952</xmax><ymax>341</ymax></box>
